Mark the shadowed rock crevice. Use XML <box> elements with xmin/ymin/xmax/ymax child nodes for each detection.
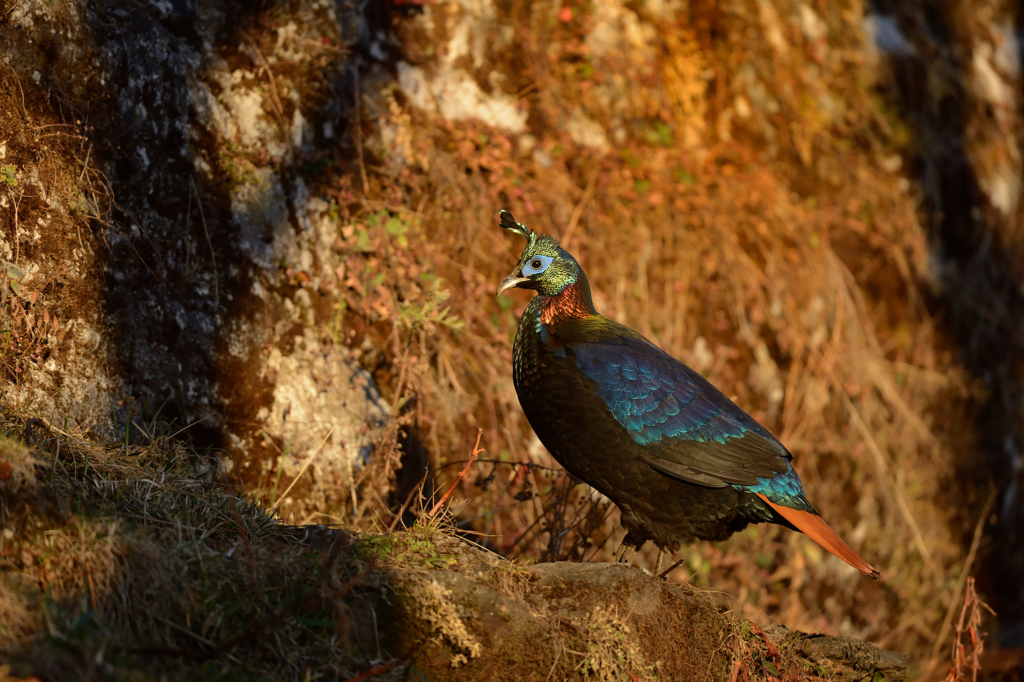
<box><xmin>0</xmin><ymin>0</ymin><xmax>408</xmax><ymax>523</ymax></box>
<box><xmin>869</xmin><ymin>0</ymin><xmax>1024</xmax><ymax>651</ymax></box>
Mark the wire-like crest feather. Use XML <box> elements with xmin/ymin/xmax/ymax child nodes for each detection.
<box><xmin>499</xmin><ymin>210</ymin><xmax>537</xmax><ymax>248</ymax></box>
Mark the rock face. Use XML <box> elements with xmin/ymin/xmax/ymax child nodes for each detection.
<box><xmin>0</xmin><ymin>425</ymin><xmax>909</xmax><ymax>681</ymax></box>
<box><xmin>2</xmin><ymin>0</ymin><xmax>1017</xmax><ymax>670</ymax></box>
<box><xmin>0</xmin><ymin>0</ymin><xmax>392</xmax><ymax>512</ymax></box>
<box><xmin>370</xmin><ymin>560</ymin><xmax>909</xmax><ymax>682</ymax></box>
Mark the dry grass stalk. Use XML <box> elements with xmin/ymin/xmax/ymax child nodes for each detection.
<box><xmin>930</xmin><ymin>487</ymin><xmax>998</xmax><ymax>669</ymax></box>
<box><xmin>0</xmin><ymin>411</ymin><xmax>393</xmax><ymax>678</ymax></box>
<box><xmin>269</xmin><ymin>427</ymin><xmax>333</xmax><ymax>513</ymax></box>
<box><xmin>240</xmin><ymin>29</ymin><xmax>286</xmax><ymax>127</ymax></box>
<box><xmin>427</xmin><ymin>428</ymin><xmax>482</xmax><ymax>517</ymax></box>
<box><xmin>943</xmin><ymin>577</ymin><xmax>995</xmax><ymax>682</ymax></box>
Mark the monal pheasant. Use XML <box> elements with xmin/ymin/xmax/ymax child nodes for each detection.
<box><xmin>496</xmin><ymin>210</ymin><xmax>879</xmax><ymax>579</ymax></box>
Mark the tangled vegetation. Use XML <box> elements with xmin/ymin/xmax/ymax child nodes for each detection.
<box><xmin>1</xmin><ymin>0</ymin><xmax>1018</xmax><ymax>679</ymax></box>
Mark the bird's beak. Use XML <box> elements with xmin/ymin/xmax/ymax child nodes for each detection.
<box><xmin>496</xmin><ymin>272</ymin><xmax>530</xmax><ymax>297</ymax></box>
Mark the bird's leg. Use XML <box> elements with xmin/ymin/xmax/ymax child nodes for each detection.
<box><xmin>654</xmin><ymin>549</ymin><xmax>673</xmax><ymax>577</ymax></box>
<box><xmin>613</xmin><ymin>543</ymin><xmax>636</xmax><ymax>564</ymax></box>
<box><xmin>613</xmin><ymin>531</ymin><xmax>645</xmax><ymax>564</ymax></box>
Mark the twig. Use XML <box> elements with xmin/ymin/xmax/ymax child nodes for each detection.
<box><xmin>748</xmin><ymin>622</ymin><xmax>781</xmax><ymax>661</ymax></box>
<box><xmin>2</xmin><ymin>1</ymin><xmax>25</xmax><ymax>22</ymax></box>
<box><xmin>560</xmin><ymin>171</ymin><xmax>598</xmax><ymax>247</ymax></box>
<box><xmin>10</xmin><ymin>187</ymin><xmax>23</xmax><ymax>264</ymax></box>
<box><xmin>77</xmin><ymin>144</ymin><xmax>93</xmax><ymax>184</ymax></box>
<box><xmin>270</xmin><ymin>428</ymin><xmax>334</xmax><ymax>513</ymax></box>
<box><xmin>167</xmin><ymin>412</ymin><xmax>215</xmax><ymax>440</ymax></box>
<box><xmin>658</xmin><ymin>557</ymin><xmax>685</xmax><ymax>579</ymax></box>
<box><xmin>240</xmin><ymin>30</ymin><xmax>286</xmax><ymax>127</ymax></box>
<box><xmin>728</xmin><ymin>660</ymin><xmax>742</xmax><ymax>682</ymax></box>
<box><xmin>428</xmin><ymin>429</ymin><xmax>483</xmax><ymax>517</ymax></box>
<box><xmin>303</xmin><ymin>36</ymin><xmax>348</xmax><ymax>55</ymax></box>
<box><xmin>91</xmin><ymin>219</ymin><xmax>163</xmax><ymax>282</ymax></box>
<box><xmin>188</xmin><ymin>176</ymin><xmax>219</xmax><ymax>306</ymax></box>
<box><xmin>822</xmin><ymin>357</ymin><xmax>935</xmax><ymax>574</ymax></box>
<box><xmin>945</xmin><ymin>577</ymin><xmax>995</xmax><ymax>682</ymax></box>
<box><xmin>155</xmin><ymin>615</ymin><xmax>218</xmax><ymax>647</ymax></box>
<box><xmin>435</xmin><ymin>457</ymin><xmax>562</xmax><ymax>473</ymax></box>
<box><xmin>342</xmin><ymin>661</ymin><xmax>397</xmax><ymax>682</ymax></box>
<box><xmin>184</xmin><ymin>175</ymin><xmax>193</xmax><ymax>275</ymax></box>
<box><xmin>387</xmin><ymin>472</ymin><xmax>428</xmax><ymax>532</ymax></box>
<box><xmin>353</xmin><ymin>65</ymin><xmax>369</xmax><ymax>195</ymax></box>
<box><xmin>930</xmin><ymin>486</ymin><xmax>998</xmax><ymax>664</ymax></box>
<box><xmin>514</xmin><ymin>80</ymin><xmax>541</xmax><ymax>100</ymax></box>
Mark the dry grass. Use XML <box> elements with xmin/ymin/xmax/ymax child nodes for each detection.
<box><xmin>0</xmin><ymin>411</ymin><xmax>381</xmax><ymax>679</ymax></box>
<box><xmin>0</xmin><ymin>405</ymin><xmax>533</xmax><ymax>680</ymax></box>
<box><xmin>266</xmin><ymin>1</ymin><xmax>993</xmax><ymax>676</ymax></box>
<box><xmin>0</xmin><ymin>0</ymin><xmax>1003</xmax><ymax>678</ymax></box>
<box><xmin>942</xmin><ymin>577</ymin><xmax>995</xmax><ymax>682</ymax></box>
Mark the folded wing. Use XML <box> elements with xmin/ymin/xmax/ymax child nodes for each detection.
<box><xmin>568</xmin><ymin>332</ymin><xmax>793</xmax><ymax>489</ymax></box>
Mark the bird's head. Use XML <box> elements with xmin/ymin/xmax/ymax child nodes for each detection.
<box><xmin>496</xmin><ymin>210</ymin><xmax>581</xmax><ymax>298</ymax></box>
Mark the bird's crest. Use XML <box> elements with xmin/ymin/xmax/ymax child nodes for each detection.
<box><xmin>499</xmin><ymin>210</ymin><xmax>537</xmax><ymax>249</ymax></box>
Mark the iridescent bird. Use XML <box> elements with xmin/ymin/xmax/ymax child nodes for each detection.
<box><xmin>496</xmin><ymin>210</ymin><xmax>879</xmax><ymax>579</ymax></box>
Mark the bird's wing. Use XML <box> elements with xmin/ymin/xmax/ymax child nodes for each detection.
<box><xmin>565</xmin><ymin>331</ymin><xmax>792</xmax><ymax>488</ymax></box>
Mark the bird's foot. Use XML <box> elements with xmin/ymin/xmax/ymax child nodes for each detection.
<box><xmin>654</xmin><ymin>550</ymin><xmax>683</xmax><ymax>579</ymax></box>
<box><xmin>613</xmin><ymin>543</ymin><xmax>636</xmax><ymax>564</ymax></box>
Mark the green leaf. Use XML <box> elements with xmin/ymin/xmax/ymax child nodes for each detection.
<box><xmin>2</xmin><ymin>260</ymin><xmax>25</xmax><ymax>281</ymax></box>
<box><xmin>0</xmin><ymin>165</ymin><xmax>17</xmax><ymax>187</ymax></box>
<box><xmin>355</xmin><ymin>229</ymin><xmax>372</xmax><ymax>252</ymax></box>
<box><xmin>674</xmin><ymin>167</ymin><xmax>696</xmax><ymax>186</ymax></box>
<box><xmin>646</xmin><ymin>121</ymin><xmax>674</xmax><ymax>147</ymax></box>
<box><xmin>385</xmin><ymin>216</ymin><xmax>409</xmax><ymax>247</ymax></box>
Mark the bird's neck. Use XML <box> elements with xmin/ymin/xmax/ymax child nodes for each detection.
<box><xmin>538</xmin><ymin>270</ymin><xmax>597</xmax><ymax>328</ymax></box>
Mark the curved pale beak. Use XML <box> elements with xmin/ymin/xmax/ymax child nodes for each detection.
<box><xmin>496</xmin><ymin>271</ymin><xmax>529</xmax><ymax>297</ymax></box>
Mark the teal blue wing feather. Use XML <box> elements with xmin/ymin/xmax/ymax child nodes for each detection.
<box><xmin>565</xmin><ymin>333</ymin><xmax>814</xmax><ymax>512</ymax></box>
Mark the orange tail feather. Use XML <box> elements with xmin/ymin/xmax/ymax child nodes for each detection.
<box><xmin>756</xmin><ymin>493</ymin><xmax>880</xmax><ymax>580</ymax></box>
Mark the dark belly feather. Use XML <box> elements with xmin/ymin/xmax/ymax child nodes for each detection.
<box><xmin>512</xmin><ymin>304</ymin><xmax>775</xmax><ymax>550</ymax></box>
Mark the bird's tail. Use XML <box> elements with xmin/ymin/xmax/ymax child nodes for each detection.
<box><xmin>756</xmin><ymin>493</ymin><xmax>880</xmax><ymax>580</ymax></box>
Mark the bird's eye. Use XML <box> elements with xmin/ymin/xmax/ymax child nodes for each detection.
<box><xmin>521</xmin><ymin>254</ymin><xmax>553</xmax><ymax>276</ymax></box>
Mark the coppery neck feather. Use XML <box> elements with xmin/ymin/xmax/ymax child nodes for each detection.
<box><xmin>539</xmin><ymin>270</ymin><xmax>597</xmax><ymax>327</ymax></box>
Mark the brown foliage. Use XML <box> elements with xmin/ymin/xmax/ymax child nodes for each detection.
<box><xmin>274</xmin><ymin>1</ymin><xmax>996</xmax><ymax>674</ymax></box>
